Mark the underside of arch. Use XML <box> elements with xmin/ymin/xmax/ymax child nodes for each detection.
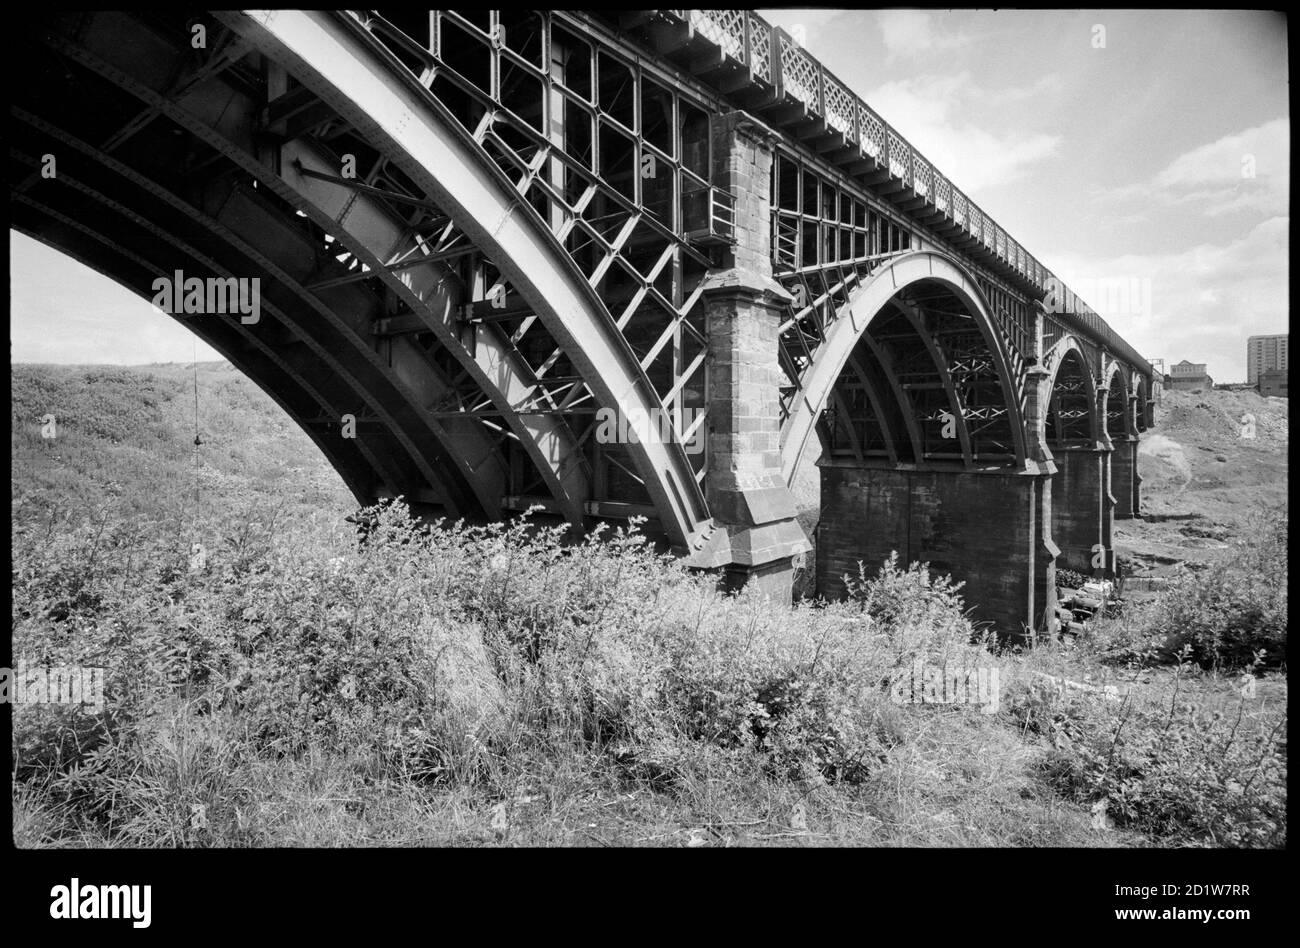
<box><xmin>1103</xmin><ymin>360</ymin><xmax>1133</xmax><ymax>440</ymax></box>
<box><xmin>223</xmin><ymin>9</ymin><xmax>712</xmax><ymax>551</ymax></box>
<box><xmin>14</xmin><ymin>8</ymin><xmax>716</xmax><ymax>551</ymax></box>
<box><xmin>1134</xmin><ymin>374</ymin><xmax>1153</xmax><ymax>432</ymax></box>
<box><xmin>1044</xmin><ymin>340</ymin><xmax>1101</xmax><ymax>448</ymax></box>
<box><xmin>780</xmin><ymin>250</ymin><xmax>1029</xmax><ymax>484</ymax></box>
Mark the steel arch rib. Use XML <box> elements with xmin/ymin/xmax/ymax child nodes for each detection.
<box><xmin>10</xmin><ymin>181</ymin><xmax>430</xmax><ymax>511</ymax></box>
<box><xmin>1043</xmin><ymin>335</ymin><xmax>1103</xmax><ymax>443</ymax></box>
<box><xmin>843</xmin><ymin>351</ymin><xmax>900</xmax><ymax>465</ymax></box>
<box><xmin>8</xmin><ymin>120</ymin><xmax>460</xmax><ymax>508</ymax></box>
<box><xmin>34</xmin><ymin>33</ymin><xmax>504</xmax><ymax>519</ymax></box>
<box><xmin>224</xmin><ymin>9</ymin><xmax>711</xmax><ymax>550</ymax></box>
<box><xmin>1101</xmin><ymin>359</ymin><xmax>1132</xmax><ymax>440</ymax></box>
<box><xmin>1133</xmin><ymin>373</ymin><xmax>1151</xmax><ymax>432</ymax></box>
<box><xmin>892</xmin><ymin>298</ymin><xmax>975</xmax><ymax>467</ymax></box>
<box><xmin>780</xmin><ymin>249</ymin><xmax>1028</xmax><ymax>485</ymax></box>
<box><xmin>281</xmin><ymin>139</ymin><xmax>590</xmax><ymax>526</ymax></box>
<box><xmin>37</xmin><ymin>15</ymin><xmax>584</xmax><ymax>526</ymax></box>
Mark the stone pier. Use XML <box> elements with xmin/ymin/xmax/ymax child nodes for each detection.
<box><xmin>1110</xmin><ymin>435</ymin><xmax>1141</xmax><ymax>519</ymax></box>
<box><xmin>685</xmin><ymin>111</ymin><xmax>811</xmax><ymax>599</ymax></box>
<box><xmin>816</xmin><ymin>462</ymin><xmax>1057</xmax><ymax>641</ymax></box>
<box><xmin>1051</xmin><ymin>447</ymin><xmax>1116</xmax><ymax>577</ymax></box>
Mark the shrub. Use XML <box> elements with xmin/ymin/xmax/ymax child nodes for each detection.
<box><xmin>1136</xmin><ymin>508</ymin><xmax>1286</xmax><ymax>670</ymax></box>
<box><xmin>1005</xmin><ymin>659</ymin><xmax>1287</xmax><ymax>848</ymax></box>
<box><xmin>1055</xmin><ymin>568</ymin><xmax>1087</xmax><ymax>590</ymax></box>
<box><xmin>12</xmin><ymin>500</ymin><xmax>999</xmax><ymax>842</ymax></box>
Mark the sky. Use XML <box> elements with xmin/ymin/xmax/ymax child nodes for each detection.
<box><xmin>758</xmin><ymin>8</ymin><xmax>1289</xmax><ymax>382</ymax></box>
<box><xmin>8</xmin><ymin>9</ymin><xmax>1290</xmax><ymax>382</ymax></box>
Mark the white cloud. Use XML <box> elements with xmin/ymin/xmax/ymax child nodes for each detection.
<box><xmin>1155</xmin><ymin>119</ymin><xmax>1287</xmax><ymax>188</ymax></box>
<box><xmin>877</xmin><ymin>10</ymin><xmax>970</xmax><ymax>61</ymax></box>
<box><xmin>759</xmin><ymin>8</ymin><xmax>845</xmax><ymax>51</ymax></box>
<box><xmin>866</xmin><ymin>73</ymin><xmax>1062</xmax><ymax>191</ymax></box>
<box><xmin>1046</xmin><ymin>216</ymin><xmax>1289</xmax><ymax>382</ymax></box>
<box><xmin>1101</xmin><ymin>118</ymin><xmax>1289</xmax><ymax>217</ymax></box>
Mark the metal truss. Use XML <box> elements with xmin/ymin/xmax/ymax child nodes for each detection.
<box><xmin>618</xmin><ymin>10</ymin><xmax>1153</xmax><ymax>390</ymax></box>
<box><xmin>1042</xmin><ymin>337</ymin><xmax>1101</xmax><ymax>447</ymax></box>
<box><xmin>777</xmin><ymin>249</ymin><xmax>1028</xmax><ymax>483</ymax></box>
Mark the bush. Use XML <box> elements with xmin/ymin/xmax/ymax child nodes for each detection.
<box><xmin>12</xmin><ymin>501</ymin><xmax>996</xmax><ymax>842</ymax></box>
<box><xmin>1139</xmin><ymin>508</ymin><xmax>1287</xmax><ymax>670</ymax></box>
<box><xmin>1055</xmin><ymin>568</ymin><xmax>1087</xmax><ymax>590</ymax></box>
<box><xmin>1005</xmin><ymin>660</ymin><xmax>1286</xmax><ymax>848</ymax></box>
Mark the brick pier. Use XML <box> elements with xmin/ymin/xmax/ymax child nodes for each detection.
<box><xmin>816</xmin><ymin>462</ymin><xmax>1057</xmax><ymax>640</ymax></box>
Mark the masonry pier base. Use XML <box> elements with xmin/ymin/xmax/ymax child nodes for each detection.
<box><xmin>1051</xmin><ymin>447</ymin><xmax>1116</xmax><ymax>577</ymax></box>
<box><xmin>1110</xmin><ymin>437</ymin><xmax>1141</xmax><ymax>520</ymax></box>
<box><xmin>816</xmin><ymin>460</ymin><xmax>1058</xmax><ymax>642</ymax></box>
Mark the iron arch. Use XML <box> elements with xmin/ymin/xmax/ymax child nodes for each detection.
<box><xmin>222</xmin><ymin>9</ymin><xmax>713</xmax><ymax>551</ymax></box>
<box><xmin>1133</xmin><ymin>372</ymin><xmax>1153</xmax><ymax>432</ymax></box>
<box><xmin>1102</xmin><ymin>359</ymin><xmax>1132</xmax><ymax>441</ymax></box>
<box><xmin>1042</xmin><ymin>335</ymin><xmax>1102</xmax><ymax>447</ymax></box>
<box><xmin>780</xmin><ymin>249</ymin><xmax>1029</xmax><ymax>485</ymax></box>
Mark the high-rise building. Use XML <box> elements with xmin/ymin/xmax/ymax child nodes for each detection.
<box><xmin>1246</xmin><ymin>334</ymin><xmax>1288</xmax><ymax>386</ymax></box>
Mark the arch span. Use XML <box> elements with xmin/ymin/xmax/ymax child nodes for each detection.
<box><xmin>222</xmin><ymin>9</ymin><xmax>712</xmax><ymax>550</ymax></box>
<box><xmin>1134</xmin><ymin>372</ymin><xmax>1153</xmax><ymax>432</ymax></box>
<box><xmin>780</xmin><ymin>249</ymin><xmax>1028</xmax><ymax>485</ymax></box>
<box><xmin>1102</xmin><ymin>359</ymin><xmax>1133</xmax><ymax>442</ymax></box>
<box><xmin>1042</xmin><ymin>335</ymin><xmax>1102</xmax><ymax>447</ymax></box>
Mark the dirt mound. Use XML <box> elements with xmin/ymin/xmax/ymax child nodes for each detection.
<box><xmin>1157</xmin><ymin>388</ymin><xmax>1288</xmax><ymax>445</ymax></box>
<box><xmin>1138</xmin><ymin>433</ymin><xmax>1191</xmax><ymax>487</ymax></box>
<box><xmin>1117</xmin><ymin>387</ymin><xmax>1288</xmax><ymax>571</ymax></box>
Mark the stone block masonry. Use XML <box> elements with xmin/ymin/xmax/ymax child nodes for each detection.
<box><xmin>1051</xmin><ymin>447</ymin><xmax>1116</xmax><ymax>576</ymax></box>
<box><xmin>817</xmin><ymin>461</ymin><xmax>1057</xmax><ymax>641</ymax></box>
<box><xmin>1109</xmin><ymin>437</ymin><xmax>1140</xmax><ymax>519</ymax></box>
<box><xmin>683</xmin><ymin>110</ymin><xmax>811</xmax><ymax>598</ymax></box>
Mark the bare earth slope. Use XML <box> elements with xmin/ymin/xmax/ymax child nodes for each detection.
<box><xmin>1117</xmin><ymin>387</ymin><xmax>1288</xmax><ymax>572</ymax></box>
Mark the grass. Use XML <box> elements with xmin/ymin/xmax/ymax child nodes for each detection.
<box><xmin>9</xmin><ymin>363</ymin><xmax>1287</xmax><ymax>848</ymax></box>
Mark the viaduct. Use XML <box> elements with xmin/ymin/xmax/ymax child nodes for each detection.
<box><xmin>9</xmin><ymin>10</ymin><xmax>1155</xmax><ymax>638</ymax></box>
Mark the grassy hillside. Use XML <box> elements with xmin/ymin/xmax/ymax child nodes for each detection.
<box><xmin>11</xmin><ymin>362</ymin><xmax>354</xmax><ymax>527</ymax></box>
<box><xmin>9</xmin><ymin>363</ymin><xmax>1287</xmax><ymax>848</ymax></box>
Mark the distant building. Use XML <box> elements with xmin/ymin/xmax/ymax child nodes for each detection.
<box><xmin>1258</xmin><ymin>368</ymin><xmax>1288</xmax><ymax>398</ymax></box>
<box><xmin>1246</xmin><ymin>334</ymin><xmax>1288</xmax><ymax>386</ymax></box>
<box><xmin>1167</xmin><ymin>359</ymin><xmax>1213</xmax><ymax>391</ymax></box>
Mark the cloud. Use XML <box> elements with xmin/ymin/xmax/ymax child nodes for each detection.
<box><xmin>1045</xmin><ymin>216</ymin><xmax>1289</xmax><ymax>382</ymax></box>
<box><xmin>1100</xmin><ymin>118</ymin><xmax>1289</xmax><ymax>217</ymax></box>
<box><xmin>759</xmin><ymin>8</ymin><xmax>846</xmax><ymax>51</ymax></box>
<box><xmin>999</xmin><ymin>73</ymin><xmax>1065</xmax><ymax>103</ymax></box>
<box><xmin>866</xmin><ymin>73</ymin><xmax>1063</xmax><ymax>191</ymax></box>
<box><xmin>877</xmin><ymin>10</ymin><xmax>970</xmax><ymax>61</ymax></box>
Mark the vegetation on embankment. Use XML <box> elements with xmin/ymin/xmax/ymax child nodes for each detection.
<box><xmin>9</xmin><ymin>363</ymin><xmax>1287</xmax><ymax>847</ymax></box>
